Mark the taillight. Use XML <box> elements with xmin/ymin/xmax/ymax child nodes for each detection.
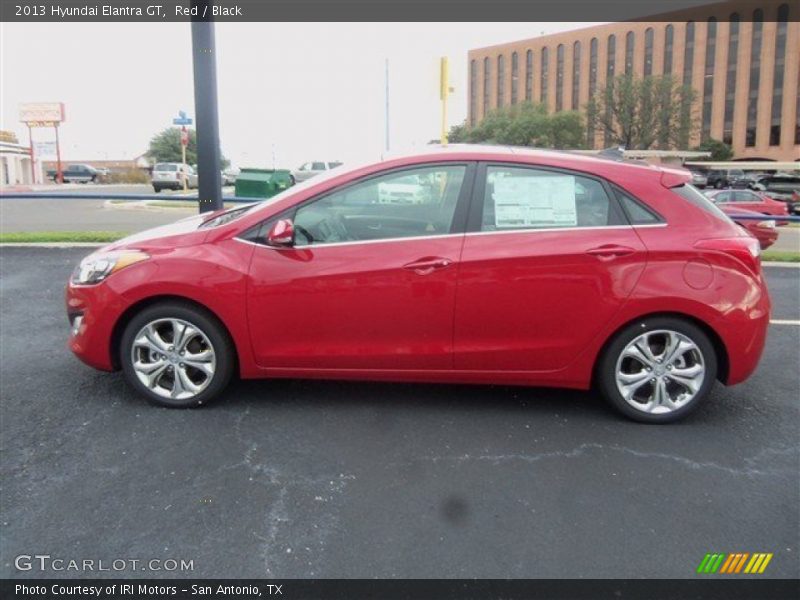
<box><xmin>694</xmin><ymin>236</ymin><xmax>761</xmax><ymax>275</ymax></box>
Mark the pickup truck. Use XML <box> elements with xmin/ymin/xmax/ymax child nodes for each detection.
<box><xmin>47</xmin><ymin>164</ymin><xmax>100</xmax><ymax>183</ymax></box>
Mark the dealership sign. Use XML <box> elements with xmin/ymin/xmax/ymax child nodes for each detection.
<box><xmin>19</xmin><ymin>102</ymin><xmax>65</xmax><ymax>127</ymax></box>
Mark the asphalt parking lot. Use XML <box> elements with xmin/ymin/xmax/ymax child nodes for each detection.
<box><xmin>0</xmin><ymin>247</ymin><xmax>798</xmax><ymax>579</ymax></box>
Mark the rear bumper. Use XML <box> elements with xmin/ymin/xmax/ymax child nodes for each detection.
<box><xmin>721</xmin><ymin>277</ymin><xmax>771</xmax><ymax>386</ymax></box>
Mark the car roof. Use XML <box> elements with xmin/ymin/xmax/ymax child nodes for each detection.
<box><xmin>380</xmin><ymin>144</ymin><xmax>687</xmax><ymax>186</ymax></box>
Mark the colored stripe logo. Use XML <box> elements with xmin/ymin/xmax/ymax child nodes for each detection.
<box><xmin>697</xmin><ymin>553</ymin><xmax>773</xmax><ymax>574</ymax></box>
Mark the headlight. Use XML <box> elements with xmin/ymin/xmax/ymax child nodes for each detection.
<box><xmin>71</xmin><ymin>250</ymin><xmax>149</xmax><ymax>285</ymax></box>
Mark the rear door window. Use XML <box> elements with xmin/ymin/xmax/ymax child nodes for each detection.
<box><xmin>479</xmin><ymin>165</ymin><xmax>625</xmax><ymax>231</ymax></box>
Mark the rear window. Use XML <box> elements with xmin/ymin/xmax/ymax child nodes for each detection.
<box><xmin>672</xmin><ymin>184</ymin><xmax>733</xmax><ymax>223</ymax></box>
<box><xmin>154</xmin><ymin>164</ymin><xmax>178</xmax><ymax>172</ymax></box>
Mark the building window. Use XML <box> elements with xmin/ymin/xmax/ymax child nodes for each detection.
<box><xmin>701</xmin><ymin>18</ymin><xmax>717</xmax><ymax>140</ymax></box>
<box><xmin>572</xmin><ymin>41</ymin><xmax>581</xmax><ymax>110</ymax></box>
<box><xmin>746</xmin><ymin>11</ymin><xmax>762</xmax><ymax>146</ymax></box>
<box><xmin>664</xmin><ymin>25</ymin><xmax>674</xmax><ymax>74</ymax></box>
<box><xmin>722</xmin><ymin>14</ymin><xmax>739</xmax><ymax>145</ymax></box>
<box><xmin>644</xmin><ymin>28</ymin><xmax>654</xmax><ymax>76</ymax></box>
<box><xmin>511</xmin><ymin>52</ymin><xmax>519</xmax><ymax>105</ymax></box>
<box><xmin>770</xmin><ymin>4</ymin><xmax>789</xmax><ymax>146</ymax></box>
<box><xmin>683</xmin><ymin>21</ymin><xmax>695</xmax><ymax>86</ymax></box>
<box><xmin>541</xmin><ymin>47</ymin><xmax>549</xmax><ymax>105</ymax></box>
<box><xmin>605</xmin><ymin>34</ymin><xmax>616</xmax><ymax>146</ymax></box>
<box><xmin>525</xmin><ymin>50</ymin><xmax>533</xmax><ymax>101</ymax></box>
<box><xmin>483</xmin><ymin>57</ymin><xmax>491</xmax><ymax>117</ymax></box>
<box><xmin>470</xmin><ymin>59</ymin><xmax>477</xmax><ymax>125</ymax></box>
<box><xmin>625</xmin><ymin>31</ymin><xmax>635</xmax><ymax>74</ymax></box>
<box><xmin>607</xmin><ymin>34</ymin><xmax>616</xmax><ymax>80</ymax></box>
<box><xmin>497</xmin><ymin>55</ymin><xmax>505</xmax><ymax>108</ymax></box>
<box><xmin>556</xmin><ymin>44</ymin><xmax>565</xmax><ymax>111</ymax></box>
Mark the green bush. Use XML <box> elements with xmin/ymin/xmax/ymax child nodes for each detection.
<box><xmin>106</xmin><ymin>169</ymin><xmax>150</xmax><ymax>184</ymax></box>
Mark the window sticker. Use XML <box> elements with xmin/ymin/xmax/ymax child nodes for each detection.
<box><xmin>493</xmin><ymin>175</ymin><xmax>578</xmax><ymax>228</ymax></box>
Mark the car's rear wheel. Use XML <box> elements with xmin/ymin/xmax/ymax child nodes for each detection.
<box><xmin>597</xmin><ymin>317</ymin><xmax>717</xmax><ymax>423</ymax></box>
<box><xmin>153</xmin><ymin>185</ymin><xmax>161</xmax><ymax>193</ymax></box>
<box><xmin>120</xmin><ymin>302</ymin><xmax>234</xmax><ymax>408</ymax></box>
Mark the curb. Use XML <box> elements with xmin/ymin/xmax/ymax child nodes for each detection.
<box><xmin>0</xmin><ymin>242</ymin><xmax>107</xmax><ymax>247</ymax></box>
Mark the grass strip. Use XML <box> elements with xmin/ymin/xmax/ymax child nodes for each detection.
<box><xmin>0</xmin><ymin>231</ymin><xmax>126</xmax><ymax>243</ymax></box>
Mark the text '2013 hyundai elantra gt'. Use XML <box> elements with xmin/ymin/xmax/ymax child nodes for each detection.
<box><xmin>66</xmin><ymin>146</ymin><xmax>770</xmax><ymax>423</ymax></box>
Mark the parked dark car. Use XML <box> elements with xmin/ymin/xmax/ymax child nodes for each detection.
<box><xmin>706</xmin><ymin>169</ymin><xmax>749</xmax><ymax>190</ymax></box>
<box><xmin>47</xmin><ymin>164</ymin><xmax>100</xmax><ymax>184</ymax></box>
<box><xmin>752</xmin><ymin>174</ymin><xmax>800</xmax><ymax>214</ymax></box>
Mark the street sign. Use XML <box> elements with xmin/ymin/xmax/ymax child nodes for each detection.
<box><xmin>173</xmin><ymin>110</ymin><xmax>193</xmax><ymax>126</ymax></box>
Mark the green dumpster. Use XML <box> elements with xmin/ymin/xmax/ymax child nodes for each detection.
<box><xmin>234</xmin><ymin>168</ymin><xmax>293</xmax><ymax>200</ymax></box>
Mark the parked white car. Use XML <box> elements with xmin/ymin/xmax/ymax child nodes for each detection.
<box><xmin>377</xmin><ymin>174</ymin><xmax>431</xmax><ymax>204</ymax></box>
<box><xmin>291</xmin><ymin>161</ymin><xmax>343</xmax><ymax>184</ymax></box>
<box><xmin>151</xmin><ymin>163</ymin><xmax>198</xmax><ymax>192</ymax></box>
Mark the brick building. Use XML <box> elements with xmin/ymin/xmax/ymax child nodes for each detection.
<box><xmin>467</xmin><ymin>0</ymin><xmax>799</xmax><ymax>161</ymax></box>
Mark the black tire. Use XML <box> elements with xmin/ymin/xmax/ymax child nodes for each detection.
<box><xmin>153</xmin><ymin>185</ymin><xmax>161</xmax><ymax>193</ymax></box>
<box><xmin>120</xmin><ymin>301</ymin><xmax>235</xmax><ymax>408</ymax></box>
<box><xmin>597</xmin><ymin>317</ymin><xmax>718</xmax><ymax>424</ymax></box>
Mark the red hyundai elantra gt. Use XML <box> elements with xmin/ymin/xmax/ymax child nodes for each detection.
<box><xmin>66</xmin><ymin>146</ymin><xmax>770</xmax><ymax>423</ymax></box>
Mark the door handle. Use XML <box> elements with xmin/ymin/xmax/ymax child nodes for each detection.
<box><xmin>585</xmin><ymin>244</ymin><xmax>637</xmax><ymax>259</ymax></box>
<box><xmin>402</xmin><ymin>257</ymin><xmax>453</xmax><ymax>275</ymax></box>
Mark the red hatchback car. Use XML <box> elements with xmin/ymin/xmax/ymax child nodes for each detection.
<box><xmin>66</xmin><ymin>147</ymin><xmax>771</xmax><ymax>423</ymax></box>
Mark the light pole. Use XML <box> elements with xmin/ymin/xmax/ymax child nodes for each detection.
<box><xmin>191</xmin><ymin>0</ymin><xmax>223</xmax><ymax>213</ymax></box>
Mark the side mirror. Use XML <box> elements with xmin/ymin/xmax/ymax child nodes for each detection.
<box><xmin>266</xmin><ymin>218</ymin><xmax>295</xmax><ymax>247</ymax></box>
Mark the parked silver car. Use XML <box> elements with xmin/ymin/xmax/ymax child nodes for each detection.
<box><xmin>151</xmin><ymin>163</ymin><xmax>198</xmax><ymax>192</ymax></box>
<box><xmin>291</xmin><ymin>161</ymin><xmax>343</xmax><ymax>184</ymax></box>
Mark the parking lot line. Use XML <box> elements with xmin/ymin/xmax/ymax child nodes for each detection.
<box><xmin>770</xmin><ymin>320</ymin><xmax>800</xmax><ymax>325</ymax></box>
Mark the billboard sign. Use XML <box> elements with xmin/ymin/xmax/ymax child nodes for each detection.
<box><xmin>19</xmin><ymin>102</ymin><xmax>65</xmax><ymax>125</ymax></box>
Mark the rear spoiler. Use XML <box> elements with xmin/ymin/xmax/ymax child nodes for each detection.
<box><xmin>660</xmin><ymin>168</ymin><xmax>692</xmax><ymax>188</ymax></box>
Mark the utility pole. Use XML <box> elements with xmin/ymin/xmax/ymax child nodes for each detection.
<box><xmin>440</xmin><ymin>57</ymin><xmax>452</xmax><ymax>146</ymax></box>
<box><xmin>191</xmin><ymin>0</ymin><xmax>223</xmax><ymax>213</ymax></box>
<box><xmin>385</xmin><ymin>58</ymin><xmax>390</xmax><ymax>156</ymax></box>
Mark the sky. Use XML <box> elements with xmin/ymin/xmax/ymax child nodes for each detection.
<box><xmin>0</xmin><ymin>22</ymin><xmax>601</xmax><ymax>170</ymax></box>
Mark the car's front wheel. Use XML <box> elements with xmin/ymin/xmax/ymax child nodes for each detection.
<box><xmin>597</xmin><ymin>317</ymin><xmax>717</xmax><ymax>423</ymax></box>
<box><xmin>120</xmin><ymin>302</ymin><xmax>234</xmax><ymax>408</ymax></box>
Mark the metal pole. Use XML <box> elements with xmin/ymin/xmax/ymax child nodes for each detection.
<box><xmin>27</xmin><ymin>124</ymin><xmax>36</xmax><ymax>184</ymax></box>
<box><xmin>385</xmin><ymin>58</ymin><xmax>390</xmax><ymax>155</ymax></box>
<box><xmin>191</xmin><ymin>1</ymin><xmax>223</xmax><ymax>213</ymax></box>
<box><xmin>54</xmin><ymin>124</ymin><xmax>63</xmax><ymax>183</ymax></box>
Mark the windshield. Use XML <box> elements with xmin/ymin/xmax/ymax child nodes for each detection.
<box><xmin>154</xmin><ymin>163</ymin><xmax>178</xmax><ymax>172</ymax></box>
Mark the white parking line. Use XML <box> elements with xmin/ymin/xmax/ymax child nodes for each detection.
<box><xmin>770</xmin><ymin>320</ymin><xmax>800</xmax><ymax>326</ymax></box>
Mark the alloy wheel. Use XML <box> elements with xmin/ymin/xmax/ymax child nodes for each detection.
<box><xmin>614</xmin><ymin>329</ymin><xmax>706</xmax><ymax>415</ymax></box>
<box><xmin>130</xmin><ymin>318</ymin><xmax>217</xmax><ymax>400</ymax></box>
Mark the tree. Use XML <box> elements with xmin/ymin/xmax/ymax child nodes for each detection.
<box><xmin>587</xmin><ymin>73</ymin><xmax>698</xmax><ymax>150</ymax></box>
<box><xmin>448</xmin><ymin>102</ymin><xmax>586</xmax><ymax>149</ymax></box>
<box><xmin>692</xmin><ymin>138</ymin><xmax>734</xmax><ymax>161</ymax></box>
<box><xmin>146</xmin><ymin>128</ymin><xmax>229</xmax><ymax>169</ymax></box>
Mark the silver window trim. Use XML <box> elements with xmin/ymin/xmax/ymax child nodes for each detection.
<box><xmin>233</xmin><ymin>223</ymin><xmax>666</xmax><ymax>251</ymax></box>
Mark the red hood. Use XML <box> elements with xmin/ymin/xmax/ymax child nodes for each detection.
<box><xmin>100</xmin><ymin>212</ymin><xmax>220</xmax><ymax>252</ymax></box>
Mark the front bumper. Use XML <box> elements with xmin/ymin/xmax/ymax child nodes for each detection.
<box><xmin>65</xmin><ymin>279</ymin><xmax>127</xmax><ymax>371</ymax></box>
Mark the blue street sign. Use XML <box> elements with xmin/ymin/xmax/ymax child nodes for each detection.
<box><xmin>173</xmin><ymin>110</ymin><xmax>193</xmax><ymax>126</ymax></box>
